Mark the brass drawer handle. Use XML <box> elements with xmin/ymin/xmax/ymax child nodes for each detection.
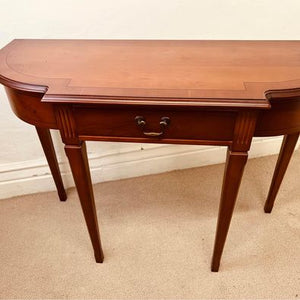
<box><xmin>135</xmin><ymin>116</ymin><xmax>170</xmax><ymax>137</ymax></box>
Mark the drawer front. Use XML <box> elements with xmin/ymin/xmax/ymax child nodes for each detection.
<box><xmin>73</xmin><ymin>107</ymin><xmax>237</xmax><ymax>144</ymax></box>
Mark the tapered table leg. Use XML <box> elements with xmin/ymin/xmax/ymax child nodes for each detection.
<box><xmin>211</xmin><ymin>148</ymin><xmax>248</xmax><ymax>272</ymax></box>
<box><xmin>264</xmin><ymin>133</ymin><xmax>299</xmax><ymax>213</ymax></box>
<box><xmin>64</xmin><ymin>141</ymin><xmax>104</xmax><ymax>263</ymax></box>
<box><xmin>36</xmin><ymin>126</ymin><xmax>67</xmax><ymax>201</ymax></box>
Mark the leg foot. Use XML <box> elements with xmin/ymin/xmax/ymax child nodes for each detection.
<box><xmin>211</xmin><ymin>261</ymin><xmax>220</xmax><ymax>272</ymax></box>
<box><xmin>95</xmin><ymin>250</ymin><xmax>104</xmax><ymax>263</ymax></box>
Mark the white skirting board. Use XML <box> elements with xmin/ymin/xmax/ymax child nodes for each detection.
<box><xmin>0</xmin><ymin>136</ymin><xmax>289</xmax><ymax>200</ymax></box>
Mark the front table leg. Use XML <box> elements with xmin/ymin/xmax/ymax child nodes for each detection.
<box><xmin>211</xmin><ymin>111</ymin><xmax>257</xmax><ymax>272</ymax></box>
<box><xmin>211</xmin><ymin>149</ymin><xmax>248</xmax><ymax>271</ymax></box>
<box><xmin>64</xmin><ymin>141</ymin><xmax>104</xmax><ymax>263</ymax></box>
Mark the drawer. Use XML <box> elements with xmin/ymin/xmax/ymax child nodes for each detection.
<box><xmin>72</xmin><ymin>106</ymin><xmax>237</xmax><ymax>144</ymax></box>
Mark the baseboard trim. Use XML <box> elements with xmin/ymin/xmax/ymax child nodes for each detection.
<box><xmin>0</xmin><ymin>137</ymin><xmax>285</xmax><ymax>199</ymax></box>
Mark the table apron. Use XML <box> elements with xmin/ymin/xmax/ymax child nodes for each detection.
<box><xmin>72</xmin><ymin>106</ymin><xmax>238</xmax><ymax>145</ymax></box>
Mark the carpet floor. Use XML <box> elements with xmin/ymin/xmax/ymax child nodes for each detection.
<box><xmin>0</xmin><ymin>151</ymin><xmax>300</xmax><ymax>299</ymax></box>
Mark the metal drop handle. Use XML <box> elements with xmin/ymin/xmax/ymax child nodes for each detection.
<box><xmin>135</xmin><ymin>116</ymin><xmax>170</xmax><ymax>137</ymax></box>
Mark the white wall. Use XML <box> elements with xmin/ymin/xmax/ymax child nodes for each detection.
<box><xmin>1</xmin><ymin>0</ymin><xmax>300</xmax><ymax>199</ymax></box>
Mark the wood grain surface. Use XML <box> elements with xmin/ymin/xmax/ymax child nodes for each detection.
<box><xmin>1</xmin><ymin>39</ymin><xmax>300</xmax><ymax>107</ymax></box>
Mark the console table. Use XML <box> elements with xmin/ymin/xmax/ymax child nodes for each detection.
<box><xmin>1</xmin><ymin>40</ymin><xmax>300</xmax><ymax>272</ymax></box>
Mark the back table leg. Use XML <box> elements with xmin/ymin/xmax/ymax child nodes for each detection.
<box><xmin>264</xmin><ymin>132</ymin><xmax>299</xmax><ymax>213</ymax></box>
<box><xmin>36</xmin><ymin>126</ymin><xmax>67</xmax><ymax>201</ymax></box>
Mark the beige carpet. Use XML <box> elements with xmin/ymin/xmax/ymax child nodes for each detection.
<box><xmin>0</xmin><ymin>151</ymin><xmax>300</xmax><ymax>299</ymax></box>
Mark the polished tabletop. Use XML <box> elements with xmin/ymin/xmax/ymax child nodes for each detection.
<box><xmin>1</xmin><ymin>40</ymin><xmax>300</xmax><ymax>107</ymax></box>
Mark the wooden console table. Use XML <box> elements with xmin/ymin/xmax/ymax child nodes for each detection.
<box><xmin>1</xmin><ymin>40</ymin><xmax>300</xmax><ymax>272</ymax></box>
